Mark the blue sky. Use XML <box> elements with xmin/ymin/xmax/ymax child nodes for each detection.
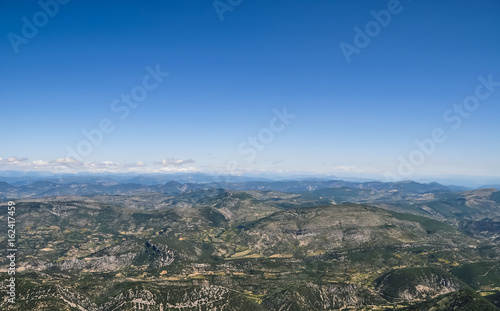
<box><xmin>1</xmin><ymin>0</ymin><xmax>499</xmax><ymax>181</ymax></box>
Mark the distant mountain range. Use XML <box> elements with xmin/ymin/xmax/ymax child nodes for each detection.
<box><xmin>1</xmin><ymin>170</ymin><xmax>499</xmax><ymax>189</ymax></box>
<box><xmin>0</xmin><ymin>178</ymin><xmax>474</xmax><ymax>200</ymax></box>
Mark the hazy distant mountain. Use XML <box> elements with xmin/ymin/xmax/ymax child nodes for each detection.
<box><xmin>481</xmin><ymin>184</ymin><xmax>500</xmax><ymax>191</ymax></box>
<box><xmin>0</xmin><ymin>178</ymin><xmax>465</xmax><ymax>199</ymax></box>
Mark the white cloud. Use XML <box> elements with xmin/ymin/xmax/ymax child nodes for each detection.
<box><xmin>4</xmin><ymin>156</ymin><xmax>29</xmax><ymax>164</ymax></box>
<box><xmin>153</xmin><ymin>158</ymin><xmax>196</xmax><ymax>172</ymax></box>
<box><xmin>53</xmin><ymin>158</ymin><xmax>80</xmax><ymax>164</ymax></box>
<box><xmin>155</xmin><ymin>158</ymin><xmax>196</xmax><ymax>167</ymax></box>
<box><xmin>32</xmin><ymin>160</ymin><xmax>50</xmax><ymax>166</ymax></box>
<box><xmin>0</xmin><ymin>156</ymin><xmax>197</xmax><ymax>174</ymax></box>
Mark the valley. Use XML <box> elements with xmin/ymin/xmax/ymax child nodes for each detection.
<box><xmin>1</xmin><ymin>179</ymin><xmax>499</xmax><ymax>310</ymax></box>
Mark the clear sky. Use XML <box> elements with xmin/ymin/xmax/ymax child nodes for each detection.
<box><xmin>1</xmin><ymin>0</ymin><xmax>499</xmax><ymax>181</ymax></box>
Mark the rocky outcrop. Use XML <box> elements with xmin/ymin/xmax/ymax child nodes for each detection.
<box><xmin>376</xmin><ymin>267</ymin><xmax>463</xmax><ymax>301</ymax></box>
<box><xmin>22</xmin><ymin>253</ymin><xmax>137</xmax><ymax>272</ymax></box>
<box><xmin>262</xmin><ymin>282</ymin><xmax>386</xmax><ymax>310</ymax></box>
